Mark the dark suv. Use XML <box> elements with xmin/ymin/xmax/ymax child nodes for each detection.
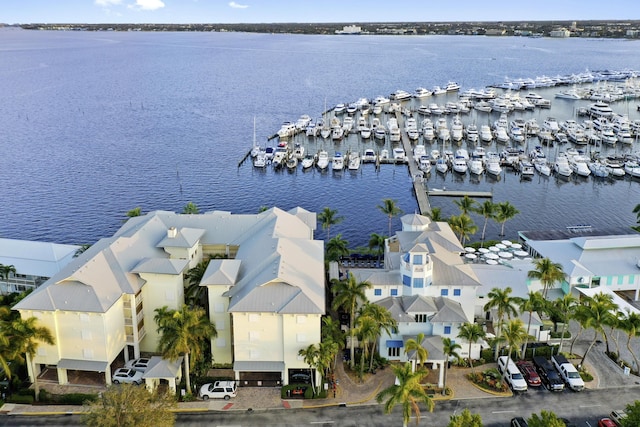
<box><xmin>532</xmin><ymin>356</ymin><xmax>565</xmax><ymax>391</ymax></box>
<box><xmin>511</xmin><ymin>417</ymin><xmax>528</xmax><ymax>427</ymax></box>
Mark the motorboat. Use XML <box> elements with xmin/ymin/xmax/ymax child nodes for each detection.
<box><xmin>600</xmin><ymin>123</ymin><xmax>618</xmax><ymax>145</ymax></box>
<box><xmin>432</xmin><ymin>86</ymin><xmax>446</xmax><ymax>95</ymax></box>
<box><xmin>422</xmin><ymin>119</ymin><xmax>436</xmax><ymax>142</ymax></box>
<box><xmin>293</xmin><ymin>143</ymin><xmax>305</xmax><ymax>159</ymax></box>
<box><xmin>348</xmin><ymin>151</ymin><xmax>361</xmax><ymax>170</ymax></box>
<box><xmin>464</xmin><ymin>123</ymin><xmax>479</xmax><ymax>143</ymax></box>
<box><xmin>554</xmin><ymin>153</ymin><xmax>572</xmax><ymax>177</ymax></box>
<box><xmin>413</xmin><ymin>87</ymin><xmax>432</xmax><ymax>98</ymax></box>
<box><xmin>360</xmin><ymin>124</ymin><xmax>372</xmax><ymax>139</ymax></box>
<box><xmin>445</xmin><ymin>81</ymin><xmax>461</xmax><ymax>92</ymax></box>
<box><xmin>524</xmin><ymin>118</ymin><xmax>541</xmax><ymax>136</ymax></box>
<box><xmin>392</xmin><ymin>147</ymin><xmax>407</xmax><ymax>162</ymax></box>
<box><xmin>436</xmin><ymin>118</ymin><xmax>450</xmax><ymax>141</ymax></box>
<box><xmin>301</xmin><ymin>154</ymin><xmax>315</xmax><ymax>169</ymax></box>
<box><xmin>372</xmin><ymin>95</ymin><xmax>390</xmax><ymax>106</ymax></box>
<box><xmin>542</xmin><ymin>117</ymin><xmax>560</xmax><ymax>133</ymax></box>
<box><xmin>588</xmin><ymin>160</ymin><xmax>609</xmax><ymax>178</ymax></box>
<box><xmin>473</xmin><ymin>101</ymin><xmax>492</xmax><ymax>113</ymax></box>
<box><xmin>480</xmin><ymin>125</ymin><xmax>493</xmax><ymax>143</ymax></box>
<box><xmin>417</xmin><ymin>105</ymin><xmax>431</xmax><ymax>115</ymax></box>
<box><xmin>413</xmin><ymin>144</ymin><xmax>427</xmax><ymax>163</ymax></box>
<box><xmin>435</xmin><ymin>158</ymin><xmax>449</xmax><ymax>174</ymax></box>
<box><xmin>428</xmin><ymin>103</ymin><xmax>444</xmax><ymax>115</ymax></box>
<box><xmin>567</xmin><ymin>152</ymin><xmax>591</xmax><ymax>177</ymax></box>
<box><xmin>450</xmin><ymin>116</ymin><xmax>464</xmax><ymax>142</ymax></box>
<box><xmin>346</xmin><ymin>103</ymin><xmax>358</xmax><ymax>115</ymax></box>
<box><xmin>277</xmin><ymin>122</ymin><xmax>296</xmax><ymax>139</ymax></box>
<box><xmin>264</xmin><ymin>146</ymin><xmax>275</xmax><ymax>161</ymax></box>
<box><xmin>567</xmin><ymin>127</ymin><xmax>587</xmax><ymax>145</ymax></box>
<box><xmin>624</xmin><ymin>160</ymin><xmax>640</xmax><ymax>178</ymax></box>
<box><xmin>332</xmin><ymin>152</ymin><xmax>344</xmax><ymax>171</ymax></box>
<box><xmin>524</xmin><ymin>92</ymin><xmax>551</xmax><ymax>108</ymax></box>
<box><xmin>533</xmin><ymin>158</ymin><xmax>551</xmax><ymax>176</ymax></box>
<box><xmin>468</xmin><ymin>156</ymin><xmax>484</xmax><ymax>175</ymax></box>
<box><xmin>374</xmin><ymin>123</ymin><xmax>386</xmax><ymax>141</ymax></box>
<box><xmin>380</xmin><ymin>149</ymin><xmax>389</xmax><ymax>160</ymax></box>
<box><xmin>518</xmin><ymin>160</ymin><xmax>535</xmax><ymax>177</ymax></box>
<box><xmin>494</xmin><ymin>126</ymin><xmax>510</xmax><ymax>144</ymax></box>
<box><xmin>363</xmin><ymin>148</ymin><xmax>377</xmax><ymax>163</ymax></box>
<box><xmin>452</xmin><ymin>157</ymin><xmax>468</xmax><ymax>174</ymax></box>
<box><xmin>430</xmin><ymin>149</ymin><xmax>440</xmax><ymax>163</ymax></box>
<box><xmin>484</xmin><ymin>152</ymin><xmax>502</xmax><ymax>176</ymax></box>
<box><xmin>508</xmin><ymin>125</ymin><xmax>525</xmax><ymax>144</ymax></box>
<box><xmin>588</xmin><ymin>101</ymin><xmax>614</xmax><ymax>118</ymax></box>
<box><xmin>272</xmin><ymin>147</ymin><xmax>287</xmax><ymax>170</ymax></box>
<box><xmin>390</xmin><ymin>89</ymin><xmax>412</xmax><ymax>101</ymax></box>
<box><xmin>316</xmin><ymin>150</ymin><xmax>329</xmax><ymax>170</ymax></box>
<box><xmin>388</xmin><ymin>125</ymin><xmax>401</xmax><ymax>142</ymax></box>
<box><xmin>419</xmin><ymin>156</ymin><xmax>432</xmax><ymax>173</ymax></box>
<box><xmin>455</xmin><ymin>148</ymin><xmax>469</xmax><ymax>160</ymax></box>
<box><xmin>555</xmin><ymin>132</ymin><xmax>569</xmax><ymax>144</ymax></box>
<box><xmin>331</xmin><ymin>125</ymin><xmax>344</xmax><ymax>141</ymax></box>
<box><xmin>537</xmin><ymin>129</ymin><xmax>554</xmax><ymax>145</ymax></box>
<box><xmin>286</xmin><ymin>156</ymin><xmax>298</xmax><ymax>170</ymax></box>
<box><xmin>342</xmin><ymin>116</ymin><xmax>354</xmax><ymax>134</ymax></box>
<box><xmin>604</xmin><ymin>155</ymin><xmax>625</xmax><ymax>177</ymax></box>
<box><xmin>295</xmin><ymin>114</ymin><xmax>312</xmax><ymax>131</ymax></box>
<box><xmin>333</xmin><ymin>103</ymin><xmax>346</xmax><ymax>114</ymax></box>
<box><xmin>253</xmin><ymin>150</ymin><xmax>267</xmax><ymax>168</ymax></box>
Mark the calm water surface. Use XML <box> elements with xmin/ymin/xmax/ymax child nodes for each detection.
<box><xmin>1</xmin><ymin>29</ymin><xmax>639</xmax><ymax>248</ymax></box>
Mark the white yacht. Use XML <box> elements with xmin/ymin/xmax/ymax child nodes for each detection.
<box><xmin>347</xmin><ymin>151</ymin><xmax>361</xmax><ymax>171</ymax></box>
<box><xmin>413</xmin><ymin>87</ymin><xmax>432</xmax><ymax>98</ymax></box>
<box><xmin>372</xmin><ymin>95</ymin><xmax>390</xmax><ymax>106</ymax></box>
<box><xmin>390</xmin><ymin>89</ymin><xmax>412</xmax><ymax>101</ymax></box>
<box><xmin>567</xmin><ymin>152</ymin><xmax>591</xmax><ymax>177</ymax></box>
<box><xmin>253</xmin><ymin>150</ymin><xmax>267</xmax><ymax>168</ymax></box>
<box><xmin>332</xmin><ymin>152</ymin><xmax>345</xmax><ymax>171</ymax></box>
<box><xmin>465</xmin><ymin>123</ymin><xmax>479</xmax><ymax>143</ymax></box>
<box><xmin>374</xmin><ymin>123</ymin><xmax>386</xmax><ymax>141</ymax></box>
<box><xmin>451</xmin><ymin>116</ymin><xmax>464</xmax><ymax>142</ymax></box>
<box><xmin>436</xmin><ymin>118</ymin><xmax>450</xmax><ymax>141</ymax></box>
<box><xmin>316</xmin><ymin>150</ymin><xmax>329</xmax><ymax>170</ymax></box>
<box><xmin>292</xmin><ymin>143</ymin><xmax>305</xmax><ymax>159</ymax></box>
<box><xmin>301</xmin><ymin>154</ymin><xmax>314</xmax><ymax>169</ymax></box>
<box><xmin>422</xmin><ymin>119</ymin><xmax>436</xmax><ymax>142</ymax></box>
<box><xmin>508</xmin><ymin>124</ymin><xmax>525</xmax><ymax>144</ymax></box>
<box><xmin>413</xmin><ymin>144</ymin><xmax>427</xmax><ymax>163</ymax></box>
<box><xmin>624</xmin><ymin>160</ymin><xmax>640</xmax><ymax>178</ymax></box>
<box><xmin>468</xmin><ymin>156</ymin><xmax>484</xmax><ymax>175</ymax></box>
<box><xmin>363</xmin><ymin>148</ymin><xmax>377</xmax><ymax>163</ymax></box>
<box><xmin>494</xmin><ymin>126</ymin><xmax>510</xmax><ymax>144</ymax></box>
<box><xmin>554</xmin><ymin>152</ymin><xmax>572</xmax><ymax>177</ymax></box>
<box><xmin>480</xmin><ymin>125</ymin><xmax>493</xmax><ymax>143</ymax></box>
<box><xmin>435</xmin><ymin>157</ymin><xmax>449</xmax><ymax>174</ymax></box>
<box><xmin>600</xmin><ymin>123</ymin><xmax>618</xmax><ymax>145</ymax></box>
<box><xmin>392</xmin><ymin>147</ymin><xmax>406</xmax><ymax>162</ymax></box>
<box><xmin>452</xmin><ymin>156</ymin><xmax>468</xmax><ymax>174</ymax></box>
<box><xmin>445</xmin><ymin>81</ymin><xmax>461</xmax><ymax>92</ymax></box>
<box><xmin>542</xmin><ymin>117</ymin><xmax>560</xmax><ymax>134</ymax></box>
<box><xmin>588</xmin><ymin>101</ymin><xmax>614</xmax><ymax>118</ymax></box>
<box><xmin>430</xmin><ymin>149</ymin><xmax>440</xmax><ymax>163</ymax></box>
<box><xmin>603</xmin><ymin>156</ymin><xmax>625</xmax><ymax>177</ymax></box>
<box><xmin>419</xmin><ymin>156</ymin><xmax>432</xmax><ymax>173</ymax></box>
<box><xmin>518</xmin><ymin>160</ymin><xmax>535</xmax><ymax>177</ymax></box>
<box><xmin>484</xmin><ymin>152</ymin><xmax>502</xmax><ymax>176</ymax></box>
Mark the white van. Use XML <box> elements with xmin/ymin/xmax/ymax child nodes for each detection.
<box><xmin>497</xmin><ymin>356</ymin><xmax>528</xmax><ymax>392</ymax></box>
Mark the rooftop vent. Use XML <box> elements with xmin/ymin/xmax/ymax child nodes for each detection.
<box><xmin>167</xmin><ymin>227</ymin><xmax>177</xmax><ymax>238</ymax></box>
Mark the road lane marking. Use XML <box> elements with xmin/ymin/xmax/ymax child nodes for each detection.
<box><xmin>310</xmin><ymin>422</ymin><xmax>334</xmax><ymax>424</ymax></box>
<box><xmin>492</xmin><ymin>410</ymin><xmax>515</xmax><ymax>414</ymax></box>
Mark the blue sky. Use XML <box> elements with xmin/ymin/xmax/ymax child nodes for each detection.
<box><xmin>2</xmin><ymin>0</ymin><xmax>639</xmax><ymax>24</ymax></box>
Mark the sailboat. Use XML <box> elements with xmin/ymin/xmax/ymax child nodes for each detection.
<box><xmin>252</xmin><ymin>118</ymin><xmax>267</xmax><ymax>168</ymax></box>
<box><xmin>250</xmin><ymin>116</ymin><xmax>260</xmax><ymax>158</ymax></box>
<box><xmin>320</xmin><ymin>97</ymin><xmax>331</xmax><ymax>139</ymax></box>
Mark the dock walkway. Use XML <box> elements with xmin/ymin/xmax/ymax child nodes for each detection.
<box><xmin>396</xmin><ymin>112</ymin><xmax>432</xmax><ymax>216</ymax></box>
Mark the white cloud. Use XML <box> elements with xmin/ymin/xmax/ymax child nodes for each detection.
<box><xmin>131</xmin><ymin>0</ymin><xmax>166</xmax><ymax>11</ymax></box>
<box><xmin>229</xmin><ymin>2</ymin><xmax>249</xmax><ymax>9</ymax></box>
<box><xmin>95</xmin><ymin>0</ymin><xmax>123</xmax><ymax>6</ymax></box>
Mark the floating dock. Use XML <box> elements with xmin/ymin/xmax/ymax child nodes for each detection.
<box><xmin>427</xmin><ymin>190</ymin><xmax>493</xmax><ymax>198</ymax></box>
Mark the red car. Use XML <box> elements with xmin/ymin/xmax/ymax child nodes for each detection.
<box><xmin>598</xmin><ymin>418</ymin><xmax>616</xmax><ymax>427</ymax></box>
<box><xmin>516</xmin><ymin>360</ymin><xmax>542</xmax><ymax>387</ymax></box>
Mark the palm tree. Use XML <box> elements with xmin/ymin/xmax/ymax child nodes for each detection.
<box><xmin>377</xmin><ymin>198</ymin><xmax>403</xmax><ymax>237</ymax></box>
<box><xmin>73</xmin><ymin>244</ymin><xmax>92</xmax><ymax>258</ymax></box>
<box><xmin>454</xmin><ymin>195</ymin><xmax>477</xmax><ymax>215</ymax></box>
<box><xmin>298</xmin><ymin>344</ymin><xmax>320</xmax><ymax>395</ymax></box>
<box><xmin>154</xmin><ymin>305</ymin><xmax>217</xmax><ymax>394</ymax></box>
<box><xmin>517</xmin><ymin>291</ymin><xmax>546</xmax><ymax>355</ymax></box>
<box><xmin>318</xmin><ymin>207</ymin><xmax>344</xmax><ymax>240</ymax></box>
<box><xmin>404</xmin><ymin>332</ymin><xmax>428</xmax><ymax>371</ymax></box>
<box><xmin>633</xmin><ymin>204</ymin><xmax>640</xmax><ymax>232</ymax></box>
<box><xmin>376</xmin><ymin>362</ymin><xmax>434</xmax><ymax>427</ymax></box>
<box><xmin>368</xmin><ymin>233</ymin><xmax>386</xmax><ymax>263</ymax></box>
<box><xmin>359</xmin><ymin>303</ymin><xmax>397</xmax><ymax>372</ymax></box>
<box><xmin>325</xmin><ymin>234</ymin><xmax>350</xmax><ymax>262</ymax></box>
<box><xmin>457</xmin><ymin>322</ymin><xmax>486</xmax><ymax>371</ymax></box>
<box><xmin>501</xmin><ymin>319</ymin><xmax>529</xmax><ymax>361</ymax></box>
<box><xmin>182</xmin><ymin>201</ymin><xmax>199</xmax><ymax>214</ymax></box>
<box><xmin>441</xmin><ymin>337</ymin><xmax>462</xmax><ymax>395</ymax></box>
<box><xmin>3</xmin><ymin>315</ymin><xmax>55</xmax><ymax>401</ymax></box>
<box><xmin>579</xmin><ymin>294</ymin><xmax>617</xmax><ymax>367</ymax></box>
<box><xmin>484</xmin><ymin>287</ymin><xmax>517</xmax><ymax>359</ymax></box>
<box><xmin>184</xmin><ymin>258</ymin><xmax>211</xmax><ymax>309</ymax></box>
<box><xmin>447</xmin><ymin>214</ymin><xmax>477</xmax><ymax>246</ymax></box>
<box><xmin>472</xmin><ymin>200</ymin><xmax>496</xmax><ymax>246</ymax></box>
<box><xmin>428</xmin><ymin>207</ymin><xmax>444</xmax><ymax>222</ymax></box>
<box><xmin>621</xmin><ymin>311</ymin><xmax>640</xmax><ymax>372</ymax></box>
<box><xmin>494</xmin><ymin>201</ymin><xmax>519</xmax><ymax>237</ymax></box>
<box><xmin>527</xmin><ymin>257</ymin><xmax>565</xmax><ymax>299</ymax></box>
<box><xmin>331</xmin><ymin>273</ymin><xmax>371</xmax><ymax>369</ymax></box>
<box><xmin>554</xmin><ymin>293</ymin><xmax>578</xmax><ymax>354</ymax></box>
<box><xmin>355</xmin><ymin>315</ymin><xmax>378</xmax><ymax>378</ymax></box>
<box><xmin>321</xmin><ymin>316</ymin><xmax>345</xmax><ymax>371</ymax></box>
<box><xmin>0</xmin><ymin>264</ymin><xmax>16</xmax><ymax>294</ymax></box>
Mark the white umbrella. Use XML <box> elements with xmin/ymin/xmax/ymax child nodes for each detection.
<box><xmin>485</xmin><ymin>253</ymin><xmax>499</xmax><ymax>260</ymax></box>
<box><xmin>486</xmin><ymin>259</ymin><xmax>499</xmax><ymax>265</ymax></box>
<box><xmin>511</xmin><ymin>243</ymin><xmax>522</xmax><ymax>250</ymax></box>
<box><xmin>499</xmin><ymin>251</ymin><xmax>513</xmax><ymax>259</ymax></box>
<box><xmin>501</xmin><ymin>240</ymin><xmax>513</xmax><ymax>246</ymax></box>
<box><xmin>489</xmin><ymin>246</ymin><xmax>500</xmax><ymax>252</ymax></box>
<box><xmin>465</xmin><ymin>247</ymin><xmax>476</xmax><ymax>253</ymax></box>
<box><xmin>495</xmin><ymin>243</ymin><xmax>507</xmax><ymax>250</ymax></box>
<box><xmin>514</xmin><ymin>250</ymin><xmax>529</xmax><ymax>257</ymax></box>
<box><xmin>465</xmin><ymin>253</ymin><xmax>477</xmax><ymax>260</ymax></box>
<box><xmin>478</xmin><ymin>248</ymin><xmax>490</xmax><ymax>254</ymax></box>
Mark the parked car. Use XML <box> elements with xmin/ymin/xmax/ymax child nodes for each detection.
<box><xmin>112</xmin><ymin>368</ymin><xmax>143</xmax><ymax>385</ymax></box>
<box><xmin>532</xmin><ymin>356</ymin><xmax>565</xmax><ymax>392</ymax></box>
<box><xmin>124</xmin><ymin>357</ymin><xmax>151</xmax><ymax>373</ymax></box>
<box><xmin>497</xmin><ymin>356</ymin><xmax>527</xmax><ymax>392</ymax></box>
<box><xmin>510</xmin><ymin>417</ymin><xmax>528</xmax><ymax>427</ymax></box>
<box><xmin>598</xmin><ymin>418</ymin><xmax>617</xmax><ymax>427</ymax></box>
<box><xmin>516</xmin><ymin>360</ymin><xmax>542</xmax><ymax>387</ymax></box>
<box><xmin>609</xmin><ymin>410</ymin><xmax>627</xmax><ymax>426</ymax></box>
<box><xmin>199</xmin><ymin>381</ymin><xmax>237</xmax><ymax>400</ymax></box>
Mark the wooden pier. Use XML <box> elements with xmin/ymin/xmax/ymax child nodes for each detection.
<box><xmin>427</xmin><ymin>190</ymin><xmax>493</xmax><ymax>198</ymax></box>
<box><xmin>396</xmin><ymin>113</ymin><xmax>432</xmax><ymax>216</ymax></box>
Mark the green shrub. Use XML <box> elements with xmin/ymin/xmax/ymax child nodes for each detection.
<box><xmin>16</xmin><ymin>388</ymin><xmax>35</xmax><ymax>397</ymax></box>
<box><xmin>7</xmin><ymin>394</ymin><xmax>34</xmax><ymax>404</ymax></box>
<box><xmin>481</xmin><ymin>348</ymin><xmax>494</xmax><ymax>361</ymax></box>
<box><xmin>58</xmin><ymin>393</ymin><xmax>99</xmax><ymax>405</ymax></box>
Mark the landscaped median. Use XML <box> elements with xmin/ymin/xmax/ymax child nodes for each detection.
<box><xmin>466</xmin><ymin>368</ymin><xmax>513</xmax><ymax>397</ymax></box>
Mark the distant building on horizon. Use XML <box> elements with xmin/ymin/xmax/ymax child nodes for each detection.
<box><xmin>335</xmin><ymin>25</ymin><xmax>362</xmax><ymax>35</ymax></box>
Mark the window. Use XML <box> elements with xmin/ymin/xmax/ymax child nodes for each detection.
<box><xmin>390</xmin><ymin>289</ymin><xmax>398</xmax><ymax>296</ymax></box>
<box><xmin>617</xmin><ymin>275</ymin><xmax>624</xmax><ymax>285</ymax></box>
<box><xmin>374</xmin><ymin>289</ymin><xmax>382</xmax><ymax>296</ymax></box>
<box><xmin>415</xmin><ymin>314</ymin><xmax>428</xmax><ymax>323</ymax></box>
<box><xmin>388</xmin><ymin>347</ymin><xmax>400</xmax><ymax>357</ymax></box>
<box><xmin>453</xmin><ymin>289</ymin><xmax>461</xmax><ymax>296</ymax></box>
<box><xmin>413</xmin><ymin>254</ymin><xmax>423</xmax><ymax>265</ymax></box>
<box><xmin>216</xmin><ymin>338</ymin><xmax>226</xmax><ymax>347</ymax></box>
<box><xmin>413</xmin><ymin>278</ymin><xmax>424</xmax><ymax>288</ymax></box>
<box><xmin>402</xmin><ymin>275</ymin><xmax>411</xmax><ymax>287</ymax></box>
<box><xmin>441</xmin><ymin>289</ymin><xmax>449</xmax><ymax>296</ymax></box>
<box><xmin>444</xmin><ymin>326</ymin><xmax>451</xmax><ymax>335</ymax></box>
<box><xmin>214</xmin><ymin>303</ymin><xmax>225</xmax><ymax>313</ymax></box>
<box><xmin>217</xmin><ymin>319</ymin><xmax>225</xmax><ymax>330</ymax></box>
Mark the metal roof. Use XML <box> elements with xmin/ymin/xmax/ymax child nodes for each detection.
<box><xmin>57</xmin><ymin>359</ymin><xmax>109</xmax><ymax>372</ymax></box>
<box><xmin>0</xmin><ymin>238</ymin><xmax>79</xmax><ymax>278</ymax></box>
<box><xmin>142</xmin><ymin>356</ymin><xmax>183</xmax><ymax>379</ymax></box>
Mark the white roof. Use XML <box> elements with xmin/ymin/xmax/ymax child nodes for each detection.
<box><xmin>0</xmin><ymin>238</ymin><xmax>80</xmax><ymax>278</ymax></box>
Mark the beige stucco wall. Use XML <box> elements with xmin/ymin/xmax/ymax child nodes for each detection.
<box><xmin>139</xmin><ymin>273</ymin><xmax>185</xmax><ymax>353</ymax></box>
<box><xmin>208</xmin><ymin>286</ymin><xmax>233</xmax><ymax>364</ymax></box>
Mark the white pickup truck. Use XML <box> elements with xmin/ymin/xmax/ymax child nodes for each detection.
<box><xmin>551</xmin><ymin>354</ymin><xmax>584</xmax><ymax>391</ymax></box>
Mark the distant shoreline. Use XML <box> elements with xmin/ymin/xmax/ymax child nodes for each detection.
<box><xmin>4</xmin><ymin>20</ymin><xmax>640</xmax><ymax>39</ymax></box>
